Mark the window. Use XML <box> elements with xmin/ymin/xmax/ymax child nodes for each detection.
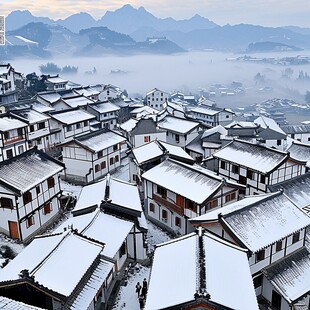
<box><xmin>157</xmin><ymin>185</ymin><xmax>167</xmax><ymax>198</ymax></box>
<box><xmin>95</xmin><ymin>164</ymin><xmax>100</xmax><ymax>172</ymax></box>
<box><xmin>36</xmin><ymin>186</ymin><xmax>41</xmax><ymax>195</ymax></box>
<box><xmin>162</xmin><ymin>209</ymin><xmax>168</xmax><ymax>222</ymax></box>
<box><xmin>17</xmin><ymin>128</ymin><xmax>23</xmax><ymax>136</ymax></box>
<box><xmin>260</xmin><ymin>175</ymin><xmax>266</xmax><ymax>184</ymax></box>
<box><xmin>277</xmin><ymin>139</ymin><xmax>281</xmax><ymax>146</ymax></box>
<box><xmin>247</xmin><ymin>170</ymin><xmax>254</xmax><ymax>180</ymax></box>
<box><xmin>3</xmin><ymin>131</ymin><xmax>10</xmax><ymax>140</ymax></box>
<box><xmin>149</xmin><ymin>203</ymin><xmax>155</xmax><ymax>213</ymax></box>
<box><xmin>110</xmin><ymin>157</ymin><xmax>114</xmax><ymax>165</ymax></box>
<box><xmin>29</xmin><ymin>125</ymin><xmax>35</xmax><ymax>132</ymax></box>
<box><xmin>175</xmin><ymin>134</ymin><xmax>180</xmax><ymax>143</ymax></box>
<box><xmin>225</xmin><ymin>194</ymin><xmax>231</xmax><ymax>203</ymax></box>
<box><xmin>0</xmin><ymin>197</ymin><xmax>13</xmax><ymax>209</ymax></box>
<box><xmin>253</xmin><ymin>275</ymin><xmax>263</xmax><ymax>289</ymax></box>
<box><xmin>186</xmin><ymin>200</ymin><xmax>196</xmax><ymax>211</ymax></box>
<box><xmin>276</xmin><ymin>241</ymin><xmax>282</xmax><ymax>252</ymax></box>
<box><xmin>176</xmin><ymin>195</ymin><xmax>184</xmax><ymax>207</ymax></box>
<box><xmin>36</xmin><ymin>138</ymin><xmax>42</xmax><ymax>144</ymax></box>
<box><xmin>220</xmin><ymin>161</ymin><xmax>226</xmax><ymax>170</ymax></box>
<box><xmin>113</xmin><ymin>145</ymin><xmax>118</xmax><ymax>151</ymax></box>
<box><xmin>115</xmin><ymin>155</ymin><xmax>119</xmax><ymax>162</ymax></box>
<box><xmin>98</xmin><ymin>150</ymin><xmax>103</xmax><ymax>158</ymax></box>
<box><xmin>232</xmin><ymin>164</ymin><xmax>239</xmax><ymax>174</ymax></box>
<box><xmin>27</xmin><ymin>215</ymin><xmax>34</xmax><ymax>228</ymax></box>
<box><xmin>175</xmin><ymin>217</ymin><xmax>181</xmax><ymax>227</ymax></box>
<box><xmin>144</xmin><ymin>136</ymin><xmax>150</xmax><ymax>143</ymax></box>
<box><xmin>76</xmin><ymin>123</ymin><xmax>81</xmax><ymax>130</ymax></box>
<box><xmin>6</xmin><ymin>149</ymin><xmax>13</xmax><ymax>159</ymax></box>
<box><xmin>308</xmin><ymin>137</ymin><xmax>310</xmax><ymax>142</ymax></box>
<box><xmin>47</xmin><ymin>177</ymin><xmax>55</xmax><ymax>189</ymax></box>
<box><xmin>38</xmin><ymin>122</ymin><xmax>45</xmax><ymax>130</ymax></box>
<box><xmin>256</xmin><ymin>249</ymin><xmax>265</xmax><ymax>262</ymax></box>
<box><xmin>66</xmin><ymin>125</ymin><xmax>72</xmax><ymax>132</ymax></box>
<box><xmin>292</xmin><ymin>232</ymin><xmax>300</xmax><ymax>244</ymax></box>
<box><xmin>101</xmin><ymin>161</ymin><xmax>106</xmax><ymax>170</ymax></box>
<box><xmin>23</xmin><ymin>191</ymin><xmax>32</xmax><ymax>205</ymax></box>
<box><xmin>43</xmin><ymin>203</ymin><xmax>52</xmax><ymax>215</ymax></box>
<box><xmin>84</xmin><ymin>121</ymin><xmax>88</xmax><ymax>127</ymax></box>
<box><xmin>18</xmin><ymin>145</ymin><xmax>24</xmax><ymax>154</ymax></box>
<box><xmin>231</xmin><ymin>192</ymin><xmax>236</xmax><ymax>200</ymax></box>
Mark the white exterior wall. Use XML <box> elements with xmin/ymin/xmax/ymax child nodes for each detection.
<box><xmin>133</xmin><ymin>132</ymin><xmax>167</xmax><ymax>148</ymax></box>
<box><xmin>146</xmin><ymin>90</ymin><xmax>168</xmax><ymax>111</ymax></box>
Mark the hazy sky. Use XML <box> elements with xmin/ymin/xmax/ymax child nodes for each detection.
<box><xmin>2</xmin><ymin>0</ymin><xmax>310</xmax><ymax>27</ymax></box>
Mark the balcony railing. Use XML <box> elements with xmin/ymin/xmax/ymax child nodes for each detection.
<box><xmin>153</xmin><ymin>193</ymin><xmax>184</xmax><ymax>216</ymax></box>
<box><xmin>4</xmin><ymin>136</ymin><xmax>25</xmax><ymax>145</ymax></box>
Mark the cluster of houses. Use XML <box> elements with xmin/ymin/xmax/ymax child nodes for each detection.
<box><xmin>0</xmin><ymin>63</ymin><xmax>310</xmax><ymax>309</ymax></box>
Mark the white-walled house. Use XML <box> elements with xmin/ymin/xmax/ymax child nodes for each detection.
<box><xmin>0</xmin><ymin>148</ymin><xmax>65</xmax><ymax>242</ymax></box>
<box><xmin>48</xmin><ymin>108</ymin><xmax>96</xmax><ymax>145</ymax></box>
<box><xmin>190</xmin><ymin>191</ymin><xmax>310</xmax><ymax>310</ymax></box>
<box><xmin>73</xmin><ymin>86</ymin><xmax>100</xmax><ymax>101</ymax></box>
<box><xmin>87</xmin><ymin>101</ymin><xmax>120</xmax><ymax>130</ymax></box>
<box><xmin>157</xmin><ymin>116</ymin><xmax>201</xmax><ymax>147</ymax></box>
<box><xmin>0</xmin><ymin>64</ymin><xmax>22</xmax><ymax>104</ymax></box>
<box><xmin>281</xmin><ymin>124</ymin><xmax>310</xmax><ymax>144</ymax></box>
<box><xmin>61</xmin><ymin>129</ymin><xmax>126</xmax><ymax>184</ymax></box>
<box><xmin>0</xmin><ymin>114</ymin><xmax>28</xmax><ymax>161</ymax></box>
<box><xmin>145</xmin><ymin>229</ymin><xmax>258</xmax><ymax>310</ymax></box>
<box><xmin>204</xmin><ymin>139</ymin><xmax>307</xmax><ymax>195</ymax></box>
<box><xmin>142</xmin><ymin>158</ymin><xmax>245</xmax><ymax>235</ymax></box>
<box><xmin>52</xmin><ymin>94</ymin><xmax>95</xmax><ymax>111</ymax></box>
<box><xmin>44</xmin><ymin>75</ymin><xmax>68</xmax><ymax>91</ymax></box>
<box><xmin>144</xmin><ymin>88</ymin><xmax>169</xmax><ymax>111</ymax></box>
<box><xmin>11</xmin><ymin>109</ymin><xmax>52</xmax><ymax>152</ymax></box>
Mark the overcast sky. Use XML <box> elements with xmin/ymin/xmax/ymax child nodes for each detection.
<box><xmin>2</xmin><ymin>0</ymin><xmax>310</xmax><ymax>28</ymax></box>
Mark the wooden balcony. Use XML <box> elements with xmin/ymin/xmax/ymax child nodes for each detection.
<box><xmin>4</xmin><ymin>136</ymin><xmax>25</xmax><ymax>145</ymax></box>
<box><xmin>153</xmin><ymin>193</ymin><xmax>184</xmax><ymax>216</ymax></box>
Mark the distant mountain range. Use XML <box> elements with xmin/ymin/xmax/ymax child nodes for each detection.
<box><xmin>3</xmin><ymin>4</ymin><xmax>310</xmax><ymax>59</ymax></box>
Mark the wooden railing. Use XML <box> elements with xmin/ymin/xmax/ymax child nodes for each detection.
<box><xmin>153</xmin><ymin>193</ymin><xmax>184</xmax><ymax>215</ymax></box>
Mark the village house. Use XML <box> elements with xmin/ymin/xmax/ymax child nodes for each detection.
<box><xmin>48</xmin><ymin>108</ymin><xmax>96</xmax><ymax>145</ymax></box>
<box><xmin>281</xmin><ymin>124</ymin><xmax>310</xmax><ymax>144</ymax></box>
<box><xmin>286</xmin><ymin>140</ymin><xmax>310</xmax><ymax>170</ymax></box>
<box><xmin>128</xmin><ymin>139</ymin><xmax>194</xmax><ymax>194</ymax></box>
<box><xmin>86</xmin><ymin>101</ymin><xmax>120</xmax><ymax>130</ymax></box>
<box><xmin>99</xmin><ymin>84</ymin><xmax>125</xmax><ymax>101</ymax></box>
<box><xmin>44</xmin><ymin>75</ymin><xmax>68</xmax><ymax>91</ymax></box>
<box><xmin>157</xmin><ymin>116</ymin><xmax>201</xmax><ymax>147</ymax></box>
<box><xmin>145</xmin><ymin>228</ymin><xmax>258</xmax><ymax>310</ymax></box>
<box><xmin>129</xmin><ymin>105</ymin><xmax>159</xmax><ymax>119</ymax></box>
<box><xmin>190</xmin><ymin>191</ymin><xmax>310</xmax><ymax>310</ymax></box>
<box><xmin>73</xmin><ymin>85</ymin><xmax>100</xmax><ymax>101</ymax></box>
<box><xmin>144</xmin><ymin>88</ymin><xmax>169</xmax><ymax>110</ymax></box>
<box><xmin>0</xmin><ymin>148</ymin><xmax>65</xmax><ymax>242</ymax></box>
<box><xmin>0</xmin><ymin>229</ymin><xmax>116</xmax><ymax>310</ymax></box>
<box><xmin>61</xmin><ymin>129</ymin><xmax>126</xmax><ymax>184</ymax></box>
<box><xmin>204</xmin><ymin>139</ymin><xmax>307</xmax><ymax>195</ymax></box>
<box><xmin>51</xmin><ymin>94</ymin><xmax>95</xmax><ymax>111</ymax></box>
<box><xmin>120</xmin><ymin>118</ymin><xmax>166</xmax><ymax>148</ymax></box>
<box><xmin>0</xmin><ymin>113</ymin><xmax>29</xmax><ymax>161</ymax></box>
<box><xmin>10</xmin><ymin>108</ymin><xmax>52</xmax><ymax>152</ymax></box>
<box><xmin>142</xmin><ymin>158</ymin><xmax>245</xmax><ymax>235</ymax></box>
<box><xmin>1</xmin><ymin>98</ymin><xmax>55</xmax><ymax>114</ymax></box>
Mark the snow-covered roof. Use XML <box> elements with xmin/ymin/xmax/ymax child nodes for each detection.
<box><xmin>146</xmin><ymin>88</ymin><xmax>168</xmax><ymax>96</ymax></box>
<box><xmin>50</xmin><ymin>109</ymin><xmax>95</xmax><ymax>125</ymax></box>
<box><xmin>0</xmin><ymin>149</ymin><xmax>64</xmax><ymax>193</ymax></box>
<box><xmin>190</xmin><ymin>106</ymin><xmax>220</xmax><ymax>116</ymax></box>
<box><xmin>269</xmin><ymin>174</ymin><xmax>310</xmax><ymax>211</ymax></box>
<box><xmin>56</xmin><ymin>210</ymin><xmax>134</xmax><ymax>258</ymax></box>
<box><xmin>37</xmin><ymin>92</ymin><xmax>61</xmax><ymax>104</ymax></box>
<box><xmin>74</xmin><ymin>87</ymin><xmax>100</xmax><ymax>97</ymax></box>
<box><xmin>74</xmin><ymin>130</ymin><xmax>126</xmax><ymax>153</ymax></box>
<box><xmin>12</xmin><ymin>109</ymin><xmax>50</xmax><ymax>124</ymax></box>
<box><xmin>31</xmin><ymin>102</ymin><xmax>55</xmax><ymax>113</ymax></box>
<box><xmin>130</xmin><ymin>105</ymin><xmax>158</xmax><ymax>115</ymax></box>
<box><xmin>225</xmin><ymin>121</ymin><xmax>259</xmax><ymax>129</ymax></box>
<box><xmin>62</xmin><ymin>95</ymin><xmax>95</xmax><ymax>108</ymax></box>
<box><xmin>131</xmin><ymin>141</ymin><xmax>164</xmax><ymax>165</ymax></box>
<box><xmin>286</xmin><ymin>141</ymin><xmax>310</xmax><ymax>166</ymax></box>
<box><xmin>0</xmin><ymin>231</ymin><xmax>104</xmax><ymax>297</ymax></box>
<box><xmin>89</xmin><ymin>101</ymin><xmax>120</xmax><ymax>113</ymax></box>
<box><xmin>145</xmin><ymin>231</ymin><xmax>258</xmax><ymax>310</ymax></box>
<box><xmin>71</xmin><ymin>258</ymin><xmax>114</xmax><ymax>309</ymax></box>
<box><xmin>46</xmin><ymin>76</ymin><xmax>68</xmax><ymax>84</ymax></box>
<box><xmin>142</xmin><ymin>159</ymin><xmax>234</xmax><ymax>204</ymax></box>
<box><xmin>0</xmin><ymin>116</ymin><xmax>27</xmax><ymax>132</ymax></box>
<box><xmin>254</xmin><ymin>115</ymin><xmax>286</xmax><ymax>135</ymax></box>
<box><xmin>158</xmin><ymin>116</ymin><xmax>199</xmax><ymax>134</ymax></box>
<box><xmin>211</xmin><ymin>139</ymin><xmax>288</xmax><ymax>174</ymax></box>
<box><xmin>159</xmin><ymin>140</ymin><xmax>194</xmax><ymax>162</ymax></box>
<box><xmin>74</xmin><ymin>176</ymin><xmax>142</xmax><ymax>214</ymax></box>
<box><xmin>264</xmin><ymin>247</ymin><xmax>310</xmax><ymax>303</ymax></box>
<box><xmin>219</xmin><ymin>192</ymin><xmax>310</xmax><ymax>252</ymax></box>
<box><xmin>0</xmin><ymin>64</ymin><xmax>10</xmax><ymax>76</ymax></box>
<box><xmin>119</xmin><ymin>118</ymin><xmax>138</xmax><ymax>132</ymax></box>
<box><xmin>281</xmin><ymin>124</ymin><xmax>310</xmax><ymax>134</ymax></box>
<box><xmin>0</xmin><ymin>297</ymin><xmax>45</xmax><ymax>309</ymax></box>
<box><xmin>201</xmin><ymin>125</ymin><xmax>227</xmax><ymax>139</ymax></box>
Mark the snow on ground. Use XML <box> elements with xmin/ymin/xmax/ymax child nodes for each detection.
<box><xmin>112</xmin><ymin>157</ymin><xmax>130</xmax><ymax>182</ymax></box>
<box><xmin>0</xmin><ymin>234</ymin><xmax>24</xmax><ymax>268</ymax></box>
<box><xmin>112</xmin><ymin>264</ymin><xmax>150</xmax><ymax>310</ymax></box>
<box><xmin>60</xmin><ymin>179</ymin><xmax>82</xmax><ymax>199</ymax></box>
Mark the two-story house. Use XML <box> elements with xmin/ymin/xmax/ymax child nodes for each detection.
<box><xmin>0</xmin><ymin>64</ymin><xmax>22</xmax><ymax>104</ymax></box>
<box><xmin>0</xmin><ymin>114</ymin><xmax>28</xmax><ymax>161</ymax></box>
<box><xmin>44</xmin><ymin>75</ymin><xmax>68</xmax><ymax>91</ymax></box>
<box><xmin>87</xmin><ymin>101</ymin><xmax>120</xmax><ymax>130</ymax></box>
<box><xmin>145</xmin><ymin>88</ymin><xmax>169</xmax><ymax>111</ymax></box>
<box><xmin>281</xmin><ymin>124</ymin><xmax>310</xmax><ymax>144</ymax></box>
<box><xmin>204</xmin><ymin>139</ymin><xmax>306</xmax><ymax>195</ymax></box>
<box><xmin>73</xmin><ymin>85</ymin><xmax>100</xmax><ymax>101</ymax></box>
<box><xmin>157</xmin><ymin>116</ymin><xmax>201</xmax><ymax>147</ymax></box>
<box><xmin>0</xmin><ymin>148</ymin><xmax>65</xmax><ymax>242</ymax></box>
<box><xmin>61</xmin><ymin>129</ymin><xmax>126</xmax><ymax>184</ymax></box>
<box><xmin>190</xmin><ymin>191</ymin><xmax>310</xmax><ymax>310</ymax></box>
<box><xmin>142</xmin><ymin>158</ymin><xmax>245</xmax><ymax>235</ymax></box>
